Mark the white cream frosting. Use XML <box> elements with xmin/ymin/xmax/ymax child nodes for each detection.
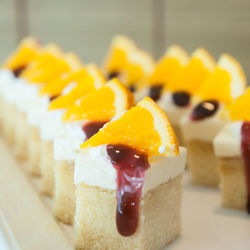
<box><xmin>213</xmin><ymin>121</ymin><xmax>242</xmax><ymax>157</ymax></box>
<box><xmin>0</xmin><ymin>69</ymin><xmax>50</xmax><ymax>126</ymax></box>
<box><xmin>74</xmin><ymin>146</ymin><xmax>186</xmax><ymax>195</ymax></box>
<box><xmin>157</xmin><ymin>92</ymin><xmax>191</xmax><ymax>125</ymax></box>
<box><xmin>180</xmin><ymin>105</ymin><xmax>227</xmax><ymax>142</ymax></box>
<box><xmin>54</xmin><ymin>121</ymin><xmax>87</xmax><ymax>162</ymax></box>
<box><xmin>0</xmin><ymin>69</ymin><xmax>16</xmax><ymax>103</ymax></box>
<box><xmin>135</xmin><ymin>88</ymin><xmax>191</xmax><ymax>125</ymax></box>
<box><xmin>26</xmin><ymin>93</ymin><xmax>49</xmax><ymax>126</ymax></box>
<box><xmin>40</xmin><ymin>109</ymin><xmax>66</xmax><ymax>140</ymax></box>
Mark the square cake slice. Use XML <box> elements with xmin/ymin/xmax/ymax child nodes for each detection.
<box><xmin>73</xmin><ymin>97</ymin><xmax>186</xmax><ymax>250</ymax></box>
<box><xmin>74</xmin><ymin>145</ymin><xmax>186</xmax><ymax>250</ymax></box>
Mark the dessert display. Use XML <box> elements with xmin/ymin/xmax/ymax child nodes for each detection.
<box><xmin>74</xmin><ymin>97</ymin><xmax>186</xmax><ymax>250</ymax></box>
<box><xmin>0</xmin><ymin>35</ymin><xmax>249</xmax><ymax>250</ymax></box>
<box><xmin>214</xmin><ymin>88</ymin><xmax>250</xmax><ymax>213</ymax></box>
<box><xmin>39</xmin><ymin>64</ymin><xmax>105</xmax><ymax>196</ymax></box>
<box><xmin>181</xmin><ymin>54</ymin><xmax>246</xmax><ymax>187</ymax></box>
<box><xmin>136</xmin><ymin>47</ymin><xmax>215</xmax><ymax>145</ymax></box>
<box><xmin>53</xmin><ymin>78</ymin><xmax>133</xmax><ymax>224</ymax></box>
<box><xmin>102</xmin><ymin>35</ymin><xmax>154</xmax><ymax>92</ymax></box>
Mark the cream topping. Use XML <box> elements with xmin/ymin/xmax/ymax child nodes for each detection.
<box><xmin>180</xmin><ymin>105</ymin><xmax>226</xmax><ymax>142</ymax></box>
<box><xmin>213</xmin><ymin>121</ymin><xmax>242</xmax><ymax>157</ymax></box>
<box><xmin>53</xmin><ymin>121</ymin><xmax>87</xmax><ymax>162</ymax></box>
<box><xmin>39</xmin><ymin>109</ymin><xmax>66</xmax><ymax>140</ymax></box>
<box><xmin>74</xmin><ymin>146</ymin><xmax>186</xmax><ymax>195</ymax></box>
<box><xmin>157</xmin><ymin>92</ymin><xmax>191</xmax><ymax>125</ymax></box>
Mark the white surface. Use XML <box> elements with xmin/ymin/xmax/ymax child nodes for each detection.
<box><xmin>166</xmin><ymin>173</ymin><xmax>250</xmax><ymax>250</ymax></box>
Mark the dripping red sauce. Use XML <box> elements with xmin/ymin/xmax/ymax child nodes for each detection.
<box><xmin>241</xmin><ymin>121</ymin><xmax>250</xmax><ymax>214</ymax></box>
<box><xmin>82</xmin><ymin>121</ymin><xmax>107</xmax><ymax>140</ymax></box>
<box><xmin>106</xmin><ymin>144</ymin><xmax>150</xmax><ymax>236</ymax></box>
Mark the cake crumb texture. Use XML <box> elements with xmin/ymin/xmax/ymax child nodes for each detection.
<box><xmin>75</xmin><ymin>175</ymin><xmax>182</xmax><ymax>250</ymax></box>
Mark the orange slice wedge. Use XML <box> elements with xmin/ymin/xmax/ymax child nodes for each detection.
<box><xmin>228</xmin><ymin>88</ymin><xmax>250</xmax><ymax>121</ymax></box>
<box><xmin>63</xmin><ymin>78</ymin><xmax>134</xmax><ymax>122</ymax></box>
<box><xmin>39</xmin><ymin>67</ymin><xmax>87</xmax><ymax>96</ymax></box>
<box><xmin>198</xmin><ymin>54</ymin><xmax>246</xmax><ymax>104</ymax></box>
<box><xmin>148</xmin><ymin>45</ymin><xmax>189</xmax><ymax>86</ymax></box>
<box><xmin>122</xmin><ymin>48</ymin><xmax>155</xmax><ymax>86</ymax></box>
<box><xmin>21</xmin><ymin>43</ymin><xmax>65</xmax><ymax>83</ymax></box>
<box><xmin>102</xmin><ymin>35</ymin><xmax>136</xmax><ymax>74</ymax></box>
<box><xmin>81</xmin><ymin>97</ymin><xmax>179</xmax><ymax>157</ymax></box>
<box><xmin>167</xmin><ymin>47</ymin><xmax>215</xmax><ymax>95</ymax></box>
<box><xmin>48</xmin><ymin>64</ymin><xmax>105</xmax><ymax>110</ymax></box>
<box><xmin>3</xmin><ymin>37</ymin><xmax>41</xmax><ymax>70</ymax></box>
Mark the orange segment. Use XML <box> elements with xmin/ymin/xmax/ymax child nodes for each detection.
<box><xmin>228</xmin><ymin>88</ymin><xmax>250</xmax><ymax>122</ymax></box>
<box><xmin>63</xmin><ymin>78</ymin><xmax>134</xmax><ymax>122</ymax></box>
<box><xmin>81</xmin><ymin>97</ymin><xmax>179</xmax><ymax>157</ymax></box>
<box><xmin>48</xmin><ymin>64</ymin><xmax>105</xmax><ymax>110</ymax></box>
<box><xmin>3</xmin><ymin>37</ymin><xmax>41</xmax><ymax>70</ymax></box>
<box><xmin>148</xmin><ymin>45</ymin><xmax>189</xmax><ymax>86</ymax></box>
<box><xmin>102</xmin><ymin>35</ymin><xmax>136</xmax><ymax>74</ymax></box>
<box><xmin>39</xmin><ymin>68</ymin><xmax>87</xmax><ymax>96</ymax></box>
<box><xmin>198</xmin><ymin>54</ymin><xmax>246</xmax><ymax>104</ymax></box>
<box><xmin>122</xmin><ymin>49</ymin><xmax>154</xmax><ymax>86</ymax></box>
<box><xmin>167</xmin><ymin>47</ymin><xmax>215</xmax><ymax>95</ymax></box>
<box><xmin>21</xmin><ymin>43</ymin><xmax>66</xmax><ymax>83</ymax></box>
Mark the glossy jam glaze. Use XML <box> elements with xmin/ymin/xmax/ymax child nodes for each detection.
<box><xmin>106</xmin><ymin>144</ymin><xmax>149</xmax><ymax>236</ymax></box>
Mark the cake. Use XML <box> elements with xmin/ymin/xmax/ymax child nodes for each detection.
<box><xmin>181</xmin><ymin>54</ymin><xmax>246</xmax><ymax>187</ymax></box>
<box><xmin>74</xmin><ymin>97</ymin><xmax>186</xmax><ymax>250</ymax></box>
<box><xmin>135</xmin><ymin>47</ymin><xmax>215</xmax><ymax>145</ymax></box>
<box><xmin>103</xmin><ymin>35</ymin><xmax>154</xmax><ymax>92</ymax></box>
<box><xmin>103</xmin><ymin>35</ymin><xmax>136</xmax><ymax>81</ymax></box>
<box><xmin>214</xmin><ymin>88</ymin><xmax>250</xmax><ymax>213</ymax></box>
<box><xmin>0</xmin><ymin>37</ymin><xmax>41</xmax><ymax>148</ymax></box>
<box><xmin>53</xmin><ymin>78</ymin><xmax>133</xmax><ymax>224</ymax></box>
<box><xmin>39</xmin><ymin>64</ymin><xmax>104</xmax><ymax>196</ymax></box>
<box><xmin>20</xmin><ymin>45</ymin><xmax>81</xmax><ymax>175</ymax></box>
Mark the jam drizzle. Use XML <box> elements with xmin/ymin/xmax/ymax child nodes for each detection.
<box><xmin>149</xmin><ymin>84</ymin><xmax>163</xmax><ymax>102</ymax></box>
<box><xmin>107</xmin><ymin>71</ymin><xmax>120</xmax><ymax>80</ymax></box>
<box><xmin>241</xmin><ymin>122</ymin><xmax>250</xmax><ymax>214</ymax></box>
<box><xmin>49</xmin><ymin>95</ymin><xmax>59</xmax><ymax>102</ymax></box>
<box><xmin>128</xmin><ymin>84</ymin><xmax>136</xmax><ymax>93</ymax></box>
<box><xmin>172</xmin><ymin>91</ymin><xmax>190</xmax><ymax>107</ymax></box>
<box><xmin>191</xmin><ymin>100</ymin><xmax>219</xmax><ymax>121</ymax></box>
<box><xmin>106</xmin><ymin>144</ymin><xmax>149</xmax><ymax>236</ymax></box>
<box><xmin>82</xmin><ymin>121</ymin><xmax>107</xmax><ymax>140</ymax></box>
<box><xmin>12</xmin><ymin>65</ymin><xmax>26</xmax><ymax>77</ymax></box>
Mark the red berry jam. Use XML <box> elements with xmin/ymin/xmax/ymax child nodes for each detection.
<box><xmin>149</xmin><ymin>84</ymin><xmax>163</xmax><ymax>102</ymax></box>
<box><xmin>106</xmin><ymin>144</ymin><xmax>149</xmax><ymax>236</ymax></box>
<box><xmin>82</xmin><ymin>121</ymin><xmax>107</xmax><ymax>140</ymax></box>
<box><xmin>191</xmin><ymin>100</ymin><xmax>219</xmax><ymax>121</ymax></box>
<box><xmin>49</xmin><ymin>95</ymin><xmax>59</xmax><ymax>102</ymax></box>
<box><xmin>241</xmin><ymin>122</ymin><xmax>250</xmax><ymax>214</ymax></box>
<box><xmin>172</xmin><ymin>91</ymin><xmax>190</xmax><ymax>107</ymax></box>
<box><xmin>128</xmin><ymin>84</ymin><xmax>136</xmax><ymax>93</ymax></box>
<box><xmin>107</xmin><ymin>71</ymin><xmax>120</xmax><ymax>80</ymax></box>
<box><xmin>13</xmin><ymin>65</ymin><xmax>26</xmax><ymax>77</ymax></box>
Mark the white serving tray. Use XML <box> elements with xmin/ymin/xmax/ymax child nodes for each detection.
<box><xmin>0</xmin><ymin>138</ymin><xmax>249</xmax><ymax>250</ymax></box>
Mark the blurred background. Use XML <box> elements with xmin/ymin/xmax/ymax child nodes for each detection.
<box><xmin>0</xmin><ymin>0</ymin><xmax>249</xmax><ymax>79</ymax></box>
